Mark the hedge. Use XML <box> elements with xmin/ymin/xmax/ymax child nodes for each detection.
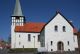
<box><xmin>8</xmin><ymin>48</ymin><xmax>37</xmax><ymax>53</ymax></box>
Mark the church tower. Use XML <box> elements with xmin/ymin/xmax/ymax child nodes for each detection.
<box><xmin>11</xmin><ymin>0</ymin><xmax>25</xmax><ymax>48</ymax></box>
<box><xmin>12</xmin><ymin>0</ymin><xmax>25</xmax><ymax>26</ymax></box>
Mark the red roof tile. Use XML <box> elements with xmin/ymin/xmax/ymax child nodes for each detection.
<box><xmin>15</xmin><ymin>22</ymin><xmax>77</xmax><ymax>33</ymax></box>
<box><xmin>73</xmin><ymin>28</ymin><xmax>78</xmax><ymax>33</ymax></box>
<box><xmin>15</xmin><ymin>22</ymin><xmax>45</xmax><ymax>33</ymax></box>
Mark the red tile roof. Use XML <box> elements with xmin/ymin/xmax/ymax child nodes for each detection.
<box><xmin>73</xmin><ymin>28</ymin><xmax>78</xmax><ymax>33</ymax></box>
<box><xmin>15</xmin><ymin>22</ymin><xmax>45</xmax><ymax>33</ymax></box>
<box><xmin>15</xmin><ymin>22</ymin><xmax>77</xmax><ymax>33</ymax></box>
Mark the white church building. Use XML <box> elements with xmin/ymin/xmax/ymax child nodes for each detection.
<box><xmin>11</xmin><ymin>0</ymin><xmax>78</xmax><ymax>52</ymax></box>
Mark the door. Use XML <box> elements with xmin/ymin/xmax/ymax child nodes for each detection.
<box><xmin>57</xmin><ymin>41</ymin><xmax>64</xmax><ymax>51</ymax></box>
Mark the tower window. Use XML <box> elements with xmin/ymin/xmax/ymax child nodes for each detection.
<box><xmin>51</xmin><ymin>41</ymin><xmax>53</xmax><ymax>45</ymax></box>
<box><xmin>55</xmin><ymin>25</ymin><xmax>58</xmax><ymax>32</ymax></box>
<box><xmin>28</xmin><ymin>34</ymin><xmax>31</xmax><ymax>41</ymax></box>
<box><xmin>16</xmin><ymin>16</ymin><xmax>20</xmax><ymax>19</ymax></box>
<box><xmin>63</xmin><ymin>26</ymin><xmax>66</xmax><ymax>32</ymax></box>
<box><xmin>16</xmin><ymin>22</ymin><xmax>19</xmax><ymax>26</ymax></box>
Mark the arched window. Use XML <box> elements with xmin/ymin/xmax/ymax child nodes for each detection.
<box><xmin>63</xmin><ymin>26</ymin><xmax>66</xmax><ymax>32</ymax></box>
<box><xmin>67</xmin><ymin>41</ymin><xmax>69</xmax><ymax>45</ymax></box>
<box><xmin>51</xmin><ymin>41</ymin><xmax>53</xmax><ymax>45</ymax></box>
<box><xmin>19</xmin><ymin>35</ymin><xmax>20</xmax><ymax>37</ymax></box>
<box><xmin>51</xmin><ymin>49</ymin><xmax>53</xmax><ymax>51</ymax></box>
<box><xmin>28</xmin><ymin>34</ymin><xmax>31</xmax><ymax>41</ymax></box>
<box><xmin>55</xmin><ymin>25</ymin><xmax>58</xmax><ymax>32</ymax></box>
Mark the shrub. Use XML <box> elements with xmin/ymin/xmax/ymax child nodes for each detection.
<box><xmin>8</xmin><ymin>48</ymin><xmax>37</xmax><ymax>53</ymax></box>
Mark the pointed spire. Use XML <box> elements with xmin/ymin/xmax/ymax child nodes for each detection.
<box><xmin>12</xmin><ymin>0</ymin><xmax>23</xmax><ymax>16</ymax></box>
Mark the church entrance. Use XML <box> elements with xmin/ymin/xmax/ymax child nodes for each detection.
<box><xmin>57</xmin><ymin>41</ymin><xmax>64</xmax><ymax>51</ymax></box>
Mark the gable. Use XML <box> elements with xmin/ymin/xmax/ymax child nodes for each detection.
<box><xmin>45</xmin><ymin>12</ymin><xmax>74</xmax><ymax>28</ymax></box>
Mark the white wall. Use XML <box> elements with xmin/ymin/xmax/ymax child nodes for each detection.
<box><xmin>11</xmin><ymin>31</ymin><xmax>41</xmax><ymax>48</ymax></box>
<box><xmin>74</xmin><ymin>35</ymin><xmax>78</xmax><ymax>48</ymax></box>
<box><xmin>11</xmin><ymin>25</ymin><xmax>16</xmax><ymax>48</ymax></box>
<box><xmin>44</xmin><ymin>13</ymin><xmax>77</xmax><ymax>52</ymax></box>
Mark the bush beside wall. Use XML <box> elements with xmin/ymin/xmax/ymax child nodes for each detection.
<box><xmin>8</xmin><ymin>48</ymin><xmax>37</xmax><ymax>53</ymax></box>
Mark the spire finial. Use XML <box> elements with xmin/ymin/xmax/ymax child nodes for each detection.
<box><xmin>12</xmin><ymin>0</ymin><xmax>23</xmax><ymax>16</ymax></box>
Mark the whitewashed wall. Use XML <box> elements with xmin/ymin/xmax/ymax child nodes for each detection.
<box><xmin>74</xmin><ymin>35</ymin><xmax>78</xmax><ymax>48</ymax></box>
<box><xmin>11</xmin><ymin>31</ymin><xmax>40</xmax><ymax>48</ymax></box>
<box><xmin>11</xmin><ymin>25</ymin><xmax>16</xmax><ymax>48</ymax></box>
<box><xmin>44</xmin><ymin>13</ymin><xmax>77</xmax><ymax>52</ymax></box>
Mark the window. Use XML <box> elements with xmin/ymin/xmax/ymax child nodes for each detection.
<box><xmin>23</xmin><ymin>45</ymin><xmax>24</xmax><ymax>48</ymax></box>
<box><xmin>51</xmin><ymin>41</ymin><xmax>53</xmax><ymax>45</ymax></box>
<box><xmin>19</xmin><ymin>35</ymin><xmax>20</xmax><ymax>37</ymax></box>
<box><xmin>68</xmin><ymin>41</ymin><xmax>69</xmax><ymax>45</ymax></box>
<box><xmin>38</xmin><ymin>35</ymin><xmax>40</xmax><ymax>41</ymax></box>
<box><xmin>16</xmin><ymin>22</ymin><xmax>20</xmax><ymax>26</ymax></box>
<box><xmin>68</xmin><ymin>49</ymin><xmax>70</xmax><ymax>51</ymax></box>
<box><xmin>19</xmin><ymin>42</ymin><xmax>21</xmax><ymax>45</ymax></box>
<box><xmin>16</xmin><ymin>16</ymin><xmax>20</xmax><ymax>19</ymax></box>
<box><xmin>55</xmin><ymin>25</ymin><xmax>58</xmax><ymax>32</ymax></box>
<box><xmin>51</xmin><ymin>49</ymin><xmax>53</xmax><ymax>51</ymax></box>
<box><xmin>63</xmin><ymin>26</ymin><xmax>66</xmax><ymax>32</ymax></box>
<box><xmin>28</xmin><ymin>34</ymin><xmax>31</xmax><ymax>41</ymax></box>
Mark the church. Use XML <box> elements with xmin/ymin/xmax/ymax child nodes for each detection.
<box><xmin>11</xmin><ymin>0</ymin><xmax>78</xmax><ymax>52</ymax></box>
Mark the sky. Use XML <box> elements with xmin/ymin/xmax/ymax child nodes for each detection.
<box><xmin>0</xmin><ymin>0</ymin><xmax>80</xmax><ymax>41</ymax></box>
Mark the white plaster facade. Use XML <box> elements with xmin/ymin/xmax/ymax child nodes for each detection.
<box><xmin>40</xmin><ymin>13</ymin><xmax>78</xmax><ymax>52</ymax></box>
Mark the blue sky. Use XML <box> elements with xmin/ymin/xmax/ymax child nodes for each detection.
<box><xmin>0</xmin><ymin>0</ymin><xmax>80</xmax><ymax>41</ymax></box>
